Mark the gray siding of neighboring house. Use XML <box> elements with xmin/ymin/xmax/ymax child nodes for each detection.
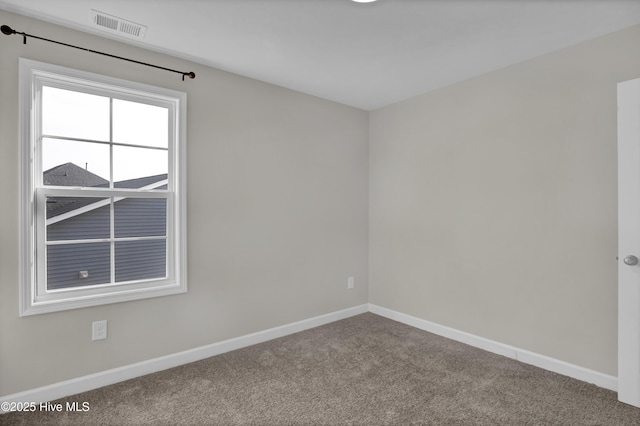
<box><xmin>47</xmin><ymin>202</ymin><xmax>110</xmax><ymax>240</ymax></box>
<box><xmin>47</xmin><ymin>243</ymin><xmax>111</xmax><ymax>289</ymax></box>
<box><xmin>46</xmin><ymin>198</ymin><xmax>167</xmax><ymax>289</ymax></box>
<box><xmin>115</xmin><ymin>240</ymin><xmax>166</xmax><ymax>283</ymax></box>
<box><xmin>114</xmin><ymin>198</ymin><xmax>167</xmax><ymax>237</ymax></box>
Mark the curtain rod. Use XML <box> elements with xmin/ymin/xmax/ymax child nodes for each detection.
<box><xmin>1</xmin><ymin>24</ymin><xmax>196</xmax><ymax>81</ymax></box>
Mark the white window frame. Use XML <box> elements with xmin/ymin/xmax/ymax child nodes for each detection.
<box><xmin>19</xmin><ymin>58</ymin><xmax>187</xmax><ymax>316</ymax></box>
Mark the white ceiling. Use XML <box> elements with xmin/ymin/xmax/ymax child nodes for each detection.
<box><xmin>1</xmin><ymin>0</ymin><xmax>640</xmax><ymax>110</ymax></box>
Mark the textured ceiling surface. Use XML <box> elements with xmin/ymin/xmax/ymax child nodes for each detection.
<box><xmin>1</xmin><ymin>0</ymin><xmax>640</xmax><ymax>110</ymax></box>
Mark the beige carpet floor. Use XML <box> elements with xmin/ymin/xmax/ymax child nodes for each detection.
<box><xmin>3</xmin><ymin>313</ymin><xmax>640</xmax><ymax>425</ymax></box>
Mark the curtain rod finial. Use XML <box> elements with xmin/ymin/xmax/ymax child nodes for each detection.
<box><xmin>1</xmin><ymin>25</ymin><xmax>16</xmax><ymax>35</ymax></box>
<box><xmin>187</xmin><ymin>72</ymin><xmax>196</xmax><ymax>79</ymax></box>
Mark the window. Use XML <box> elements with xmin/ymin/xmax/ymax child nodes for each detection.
<box><xmin>19</xmin><ymin>59</ymin><xmax>187</xmax><ymax>315</ymax></box>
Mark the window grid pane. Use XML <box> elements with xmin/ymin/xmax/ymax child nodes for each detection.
<box><xmin>42</xmin><ymin>139</ymin><xmax>111</xmax><ymax>186</ymax></box>
<box><xmin>46</xmin><ymin>196</ymin><xmax>110</xmax><ymax>240</ymax></box>
<box><xmin>47</xmin><ymin>242</ymin><xmax>111</xmax><ymax>289</ymax></box>
<box><xmin>115</xmin><ymin>240</ymin><xmax>167</xmax><ymax>283</ymax></box>
<box><xmin>42</xmin><ymin>86</ymin><xmax>110</xmax><ymax>141</ymax></box>
<box><xmin>115</xmin><ymin>198</ymin><xmax>167</xmax><ymax>238</ymax></box>
<box><xmin>113</xmin><ymin>99</ymin><xmax>169</xmax><ymax>148</ymax></box>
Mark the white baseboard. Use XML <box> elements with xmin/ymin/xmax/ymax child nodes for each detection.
<box><xmin>368</xmin><ymin>304</ymin><xmax>618</xmax><ymax>391</ymax></box>
<box><xmin>1</xmin><ymin>302</ymin><xmax>618</xmax><ymax>412</ymax></box>
<box><xmin>0</xmin><ymin>304</ymin><xmax>369</xmax><ymax>411</ymax></box>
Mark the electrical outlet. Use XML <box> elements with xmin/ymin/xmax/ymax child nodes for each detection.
<box><xmin>92</xmin><ymin>320</ymin><xmax>107</xmax><ymax>341</ymax></box>
<box><xmin>348</xmin><ymin>276</ymin><xmax>355</xmax><ymax>289</ymax></box>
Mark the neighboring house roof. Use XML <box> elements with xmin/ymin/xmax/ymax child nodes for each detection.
<box><xmin>114</xmin><ymin>174</ymin><xmax>169</xmax><ymax>189</ymax></box>
<box><xmin>45</xmin><ymin>163</ymin><xmax>109</xmax><ymax>219</ymax></box>
<box><xmin>43</xmin><ymin>162</ymin><xmax>108</xmax><ymax>187</ymax></box>
<box><xmin>44</xmin><ymin>163</ymin><xmax>168</xmax><ymax>220</ymax></box>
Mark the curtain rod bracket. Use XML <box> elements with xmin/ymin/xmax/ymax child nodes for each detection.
<box><xmin>1</xmin><ymin>24</ymin><xmax>195</xmax><ymax>80</ymax></box>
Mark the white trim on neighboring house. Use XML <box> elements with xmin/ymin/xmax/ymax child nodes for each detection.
<box><xmin>47</xmin><ymin>179</ymin><xmax>169</xmax><ymax>225</ymax></box>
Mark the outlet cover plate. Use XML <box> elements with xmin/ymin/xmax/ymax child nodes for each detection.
<box><xmin>92</xmin><ymin>320</ymin><xmax>107</xmax><ymax>341</ymax></box>
<box><xmin>348</xmin><ymin>277</ymin><xmax>355</xmax><ymax>289</ymax></box>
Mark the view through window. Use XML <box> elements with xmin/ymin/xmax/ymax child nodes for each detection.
<box><xmin>42</xmin><ymin>86</ymin><xmax>169</xmax><ymax>289</ymax></box>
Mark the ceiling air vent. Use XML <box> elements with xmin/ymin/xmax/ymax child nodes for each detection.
<box><xmin>90</xmin><ymin>10</ymin><xmax>147</xmax><ymax>40</ymax></box>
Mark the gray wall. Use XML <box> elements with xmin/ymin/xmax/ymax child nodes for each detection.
<box><xmin>0</xmin><ymin>10</ymin><xmax>369</xmax><ymax>396</ymax></box>
<box><xmin>369</xmin><ymin>24</ymin><xmax>640</xmax><ymax>376</ymax></box>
